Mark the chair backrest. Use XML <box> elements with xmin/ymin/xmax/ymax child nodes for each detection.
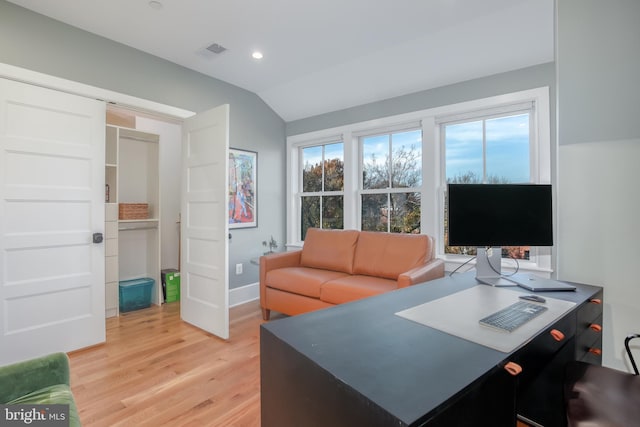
<box><xmin>625</xmin><ymin>333</ymin><xmax>639</xmax><ymax>375</ymax></box>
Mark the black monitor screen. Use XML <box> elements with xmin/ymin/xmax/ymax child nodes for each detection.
<box><xmin>447</xmin><ymin>184</ymin><xmax>553</xmax><ymax>247</ymax></box>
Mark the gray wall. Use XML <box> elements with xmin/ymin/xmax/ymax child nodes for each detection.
<box><xmin>558</xmin><ymin>0</ymin><xmax>640</xmax><ymax>146</ymax></box>
<box><xmin>0</xmin><ymin>0</ymin><xmax>286</xmax><ymax>289</ymax></box>
<box><xmin>286</xmin><ymin>63</ymin><xmax>556</xmax><ymax>137</ymax></box>
<box><xmin>557</xmin><ymin>0</ymin><xmax>640</xmax><ymax>370</ymax></box>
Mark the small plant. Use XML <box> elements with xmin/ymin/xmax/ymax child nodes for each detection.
<box><xmin>262</xmin><ymin>236</ymin><xmax>278</xmax><ymax>254</ymax></box>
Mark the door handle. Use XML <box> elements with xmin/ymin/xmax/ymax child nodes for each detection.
<box><xmin>93</xmin><ymin>232</ymin><xmax>104</xmax><ymax>244</ymax></box>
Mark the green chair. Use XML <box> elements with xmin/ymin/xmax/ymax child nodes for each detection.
<box><xmin>0</xmin><ymin>352</ymin><xmax>81</xmax><ymax>426</ymax></box>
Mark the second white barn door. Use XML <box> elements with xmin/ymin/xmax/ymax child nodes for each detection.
<box><xmin>180</xmin><ymin>105</ymin><xmax>230</xmax><ymax>339</ymax></box>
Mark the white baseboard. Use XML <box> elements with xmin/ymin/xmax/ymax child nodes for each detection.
<box><xmin>229</xmin><ymin>282</ymin><xmax>259</xmax><ymax>307</ymax></box>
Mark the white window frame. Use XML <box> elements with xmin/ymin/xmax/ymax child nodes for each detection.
<box><xmin>358</xmin><ymin>126</ymin><xmax>424</xmax><ymax>233</ymax></box>
<box><xmin>297</xmin><ymin>138</ymin><xmax>346</xmax><ymax>237</ymax></box>
<box><xmin>286</xmin><ymin>87</ymin><xmax>551</xmax><ymax>275</ymax></box>
<box><xmin>437</xmin><ymin>99</ymin><xmax>552</xmax><ymax>275</ymax></box>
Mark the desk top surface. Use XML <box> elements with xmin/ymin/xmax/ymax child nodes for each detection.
<box><xmin>261</xmin><ymin>273</ymin><xmax>601</xmax><ymax>425</ymax></box>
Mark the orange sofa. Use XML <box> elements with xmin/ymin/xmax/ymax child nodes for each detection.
<box><xmin>259</xmin><ymin>228</ymin><xmax>445</xmax><ymax>320</ymax></box>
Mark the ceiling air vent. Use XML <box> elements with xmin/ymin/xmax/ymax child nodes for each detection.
<box><xmin>206</xmin><ymin>43</ymin><xmax>227</xmax><ymax>54</ymax></box>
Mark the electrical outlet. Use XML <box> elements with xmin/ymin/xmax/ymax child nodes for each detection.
<box><xmin>235</xmin><ymin>263</ymin><xmax>243</xmax><ymax>275</ymax></box>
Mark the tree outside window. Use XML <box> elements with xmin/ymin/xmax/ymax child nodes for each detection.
<box><xmin>361</xmin><ymin>129</ymin><xmax>422</xmax><ymax>233</ymax></box>
<box><xmin>300</xmin><ymin>142</ymin><xmax>344</xmax><ymax>239</ymax></box>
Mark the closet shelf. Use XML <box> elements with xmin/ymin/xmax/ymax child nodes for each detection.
<box><xmin>118</xmin><ymin>218</ymin><xmax>159</xmax><ymax>231</ymax></box>
<box><xmin>119</xmin><ymin>226</ymin><xmax>158</xmax><ymax>231</ymax></box>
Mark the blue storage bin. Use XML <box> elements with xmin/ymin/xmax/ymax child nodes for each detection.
<box><xmin>119</xmin><ymin>277</ymin><xmax>154</xmax><ymax>312</ymax></box>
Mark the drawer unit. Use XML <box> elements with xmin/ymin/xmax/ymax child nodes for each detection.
<box><xmin>577</xmin><ymin>290</ymin><xmax>603</xmax><ymax>325</ymax></box>
<box><xmin>517</xmin><ymin>337</ymin><xmax>576</xmax><ymax>427</ymax></box>
<box><xmin>575</xmin><ymin>290</ymin><xmax>604</xmax><ymax>364</ymax></box>
<box><xmin>580</xmin><ymin>344</ymin><xmax>603</xmax><ymax>365</ymax></box>
<box><xmin>517</xmin><ymin>286</ymin><xmax>604</xmax><ymax>427</ymax></box>
<box><xmin>577</xmin><ymin>313</ymin><xmax>603</xmax><ymax>348</ymax></box>
<box><xmin>515</xmin><ymin>311</ymin><xmax>576</xmax><ymax>388</ymax></box>
<box><xmin>576</xmin><ymin>313</ymin><xmax>603</xmax><ymax>361</ymax></box>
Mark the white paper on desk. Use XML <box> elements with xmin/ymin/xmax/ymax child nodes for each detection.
<box><xmin>395</xmin><ymin>286</ymin><xmax>576</xmax><ymax>353</ymax></box>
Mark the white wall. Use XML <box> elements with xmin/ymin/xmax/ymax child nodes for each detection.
<box><xmin>557</xmin><ymin>0</ymin><xmax>640</xmax><ymax>370</ymax></box>
<box><xmin>557</xmin><ymin>139</ymin><xmax>640</xmax><ymax>370</ymax></box>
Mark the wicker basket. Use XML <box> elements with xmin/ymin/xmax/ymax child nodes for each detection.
<box><xmin>119</xmin><ymin>203</ymin><xmax>149</xmax><ymax>220</ymax></box>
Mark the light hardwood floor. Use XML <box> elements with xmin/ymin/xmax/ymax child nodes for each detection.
<box><xmin>69</xmin><ymin>301</ymin><xmax>533</xmax><ymax>427</ymax></box>
<box><xmin>68</xmin><ymin>300</ymin><xmax>278</xmax><ymax>427</ymax></box>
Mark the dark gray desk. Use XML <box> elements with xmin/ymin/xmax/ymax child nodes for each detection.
<box><xmin>260</xmin><ymin>273</ymin><xmax>603</xmax><ymax>427</ymax></box>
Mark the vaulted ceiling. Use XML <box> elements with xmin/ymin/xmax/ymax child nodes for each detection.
<box><xmin>7</xmin><ymin>0</ymin><xmax>554</xmax><ymax>122</ymax></box>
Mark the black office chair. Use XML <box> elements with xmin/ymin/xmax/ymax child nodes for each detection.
<box><xmin>564</xmin><ymin>333</ymin><xmax>640</xmax><ymax>426</ymax></box>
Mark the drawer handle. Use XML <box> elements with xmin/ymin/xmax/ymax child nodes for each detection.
<box><xmin>589</xmin><ymin>348</ymin><xmax>602</xmax><ymax>355</ymax></box>
<box><xmin>589</xmin><ymin>323</ymin><xmax>602</xmax><ymax>332</ymax></box>
<box><xmin>589</xmin><ymin>298</ymin><xmax>602</xmax><ymax>305</ymax></box>
<box><xmin>550</xmin><ymin>329</ymin><xmax>565</xmax><ymax>342</ymax></box>
<box><xmin>504</xmin><ymin>362</ymin><xmax>523</xmax><ymax>376</ymax></box>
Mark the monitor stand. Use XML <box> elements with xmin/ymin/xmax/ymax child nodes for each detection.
<box><xmin>475</xmin><ymin>247</ymin><xmax>517</xmax><ymax>287</ymax></box>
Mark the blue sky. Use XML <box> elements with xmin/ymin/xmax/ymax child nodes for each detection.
<box><xmin>302</xmin><ymin>115</ymin><xmax>529</xmax><ymax>184</ymax></box>
<box><xmin>302</xmin><ymin>142</ymin><xmax>343</xmax><ymax>168</ymax></box>
<box><xmin>445</xmin><ymin>114</ymin><xmax>530</xmax><ymax>183</ymax></box>
<box><xmin>362</xmin><ymin>130</ymin><xmax>421</xmax><ymax>167</ymax></box>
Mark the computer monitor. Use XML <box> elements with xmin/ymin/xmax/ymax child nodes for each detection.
<box><xmin>447</xmin><ymin>184</ymin><xmax>553</xmax><ymax>286</ymax></box>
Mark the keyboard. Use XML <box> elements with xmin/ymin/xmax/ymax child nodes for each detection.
<box><xmin>479</xmin><ymin>301</ymin><xmax>548</xmax><ymax>332</ymax></box>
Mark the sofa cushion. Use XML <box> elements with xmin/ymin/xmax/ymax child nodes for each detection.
<box><xmin>321</xmin><ymin>275</ymin><xmax>397</xmax><ymax>305</ymax></box>
<box><xmin>300</xmin><ymin>228</ymin><xmax>360</xmax><ymax>274</ymax></box>
<box><xmin>353</xmin><ymin>232</ymin><xmax>431</xmax><ymax>280</ymax></box>
<box><xmin>8</xmin><ymin>384</ymin><xmax>81</xmax><ymax>427</ymax></box>
<box><xmin>266</xmin><ymin>267</ymin><xmax>349</xmax><ymax>298</ymax></box>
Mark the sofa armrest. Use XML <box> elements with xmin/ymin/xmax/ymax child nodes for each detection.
<box><xmin>397</xmin><ymin>258</ymin><xmax>445</xmax><ymax>288</ymax></box>
<box><xmin>260</xmin><ymin>250</ymin><xmax>302</xmax><ymax>272</ymax></box>
<box><xmin>0</xmin><ymin>352</ymin><xmax>70</xmax><ymax>403</ymax></box>
<box><xmin>260</xmin><ymin>250</ymin><xmax>302</xmax><ymax>301</ymax></box>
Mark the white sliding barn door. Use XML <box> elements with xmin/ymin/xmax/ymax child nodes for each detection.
<box><xmin>0</xmin><ymin>78</ymin><xmax>106</xmax><ymax>365</ymax></box>
<box><xmin>181</xmin><ymin>105</ymin><xmax>230</xmax><ymax>339</ymax></box>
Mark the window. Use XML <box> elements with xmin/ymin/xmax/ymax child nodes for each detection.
<box><xmin>299</xmin><ymin>142</ymin><xmax>344</xmax><ymax>239</ymax></box>
<box><xmin>360</xmin><ymin>129</ymin><xmax>422</xmax><ymax>233</ymax></box>
<box><xmin>287</xmin><ymin>87</ymin><xmax>550</xmax><ymax>275</ymax></box>
<box><xmin>442</xmin><ymin>108</ymin><xmax>535</xmax><ymax>260</ymax></box>
<box><xmin>444</xmin><ymin>113</ymin><xmax>530</xmax><ymax>185</ymax></box>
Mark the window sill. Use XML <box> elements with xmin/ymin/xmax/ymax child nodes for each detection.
<box><xmin>439</xmin><ymin>254</ymin><xmax>552</xmax><ymax>278</ymax></box>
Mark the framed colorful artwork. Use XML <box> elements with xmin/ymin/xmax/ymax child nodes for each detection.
<box><xmin>229</xmin><ymin>148</ymin><xmax>257</xmax><ymax>228</ymax></box>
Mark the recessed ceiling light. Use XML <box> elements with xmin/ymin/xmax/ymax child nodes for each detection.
<box><xmin>252</xmin><ymin>51</ymin><xmax>264</xmax><ymax>60</ymax></box>
<box><xmin>148</xmin><ymin>1</ymin><xmax>163</xmax><ymax>10</ymax></box>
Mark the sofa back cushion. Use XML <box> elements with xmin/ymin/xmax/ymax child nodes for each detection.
<box><xmin>300</xmin><ymin>228</ymin><xmax>360</xmax><ymax>274</ymax></box>
<box><xmin>353</xmin><ymin>232</ymin><xmax>433</xmax><ymax>279</ymax></box>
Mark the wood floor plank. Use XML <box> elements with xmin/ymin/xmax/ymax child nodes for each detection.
<box><xmin>68</xmin><ymin>300</ymin><xmax>274</xmax><ymax>427</ymax></box>
<box><xmin>68</xmin><ymin>301</ymin><xmax>535</xmax><ymax>426</ymax></box>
